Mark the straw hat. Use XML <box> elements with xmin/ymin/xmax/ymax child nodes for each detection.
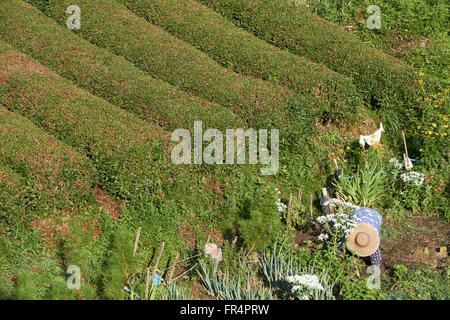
<box><xmin>346</xmin><ymin>223</ymin><xmax>380</xmax><ymax>257</ymax></box>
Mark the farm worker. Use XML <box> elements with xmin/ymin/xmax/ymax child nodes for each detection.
<box><xmin>346</xmin><ymin>207</ymin><xmax>383</xmax><ymax>266</ymax></box>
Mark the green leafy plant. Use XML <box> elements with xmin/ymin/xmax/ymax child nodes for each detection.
<box><xmin>338</xmin><ymin>164</ymin><xmax>386</xmax><ymax>207</ymax></box>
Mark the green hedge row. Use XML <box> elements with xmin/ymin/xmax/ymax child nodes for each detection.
<box><xmin>26</xmin><ymin>0</ymin><xmax>349</xmax><ymax>131</ymax></box>
<box><xmin>199</xmin><ymin>0</ymin><xmax>425</xmax><ymax>108</ymax></box>
<box><xmin>117</xmin><ymin>0</ymin><xmax>362</xmax><ymax>113</ymax></box>
<box><xmin>0</xmin><ymin>106</ymin><xmax>95</xmax><ymax>212</ymax></box>
<box><xmin>0</xmin><ymin>44</ymin><xmax>175</xmax><ymax>201</ymax></box>
<box><xmin>0</xmin><ymin>0</ymin><xmax>242</xmax><ymax>132</ymax></box>
<box><xmin>0</xmin><ymin>164</ymin><xmax>34</xmax><ymax>223</ymax></box>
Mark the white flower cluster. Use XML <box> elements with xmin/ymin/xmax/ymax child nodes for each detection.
<box><xmin>276</xmin><ymin>198</ymin><xmax>287</xmax><ymax>213</ymax></box>
<box><xmin>316</xmin><ymin>212</ymin><xmax>359</xmax><ymax>241</ymax></box>
<box><xmin>286</xmin><ymin>274</ymin><xmax>324</xmax><ymax>292</ymax></box>
<box><xmin>400</xmin><ymin>171</ymin><xmax>424</xmax><ymax>186</ymax></box>
<box><xmin>275</xmin><ymin>188</ymin><xmax>287</xmax><ymax>214</ymax></box>
<box><xmin>389</xmin><ymin>158</ymin><xmax>403</xmax><ymax>170</ymax></box>
<box><xmin>318</xmin><ymin>233</ymin><xmax>329</xmax><ymax>241</ymax></box>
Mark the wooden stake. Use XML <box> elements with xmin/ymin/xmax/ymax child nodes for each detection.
<box><xmin>287</xmin><ymin>193</ymin><xmax>293</xmax><ymax>224</ymax></box>
<box><xmin>309</xmin><ymin>194</ymin><xmax>313</xmax><ymax>219</ymax></box>
<box><xmin>296</xmin><ymin>188</ymin><xmax>302</xmax><ymax>227</ymax></box>
<box><xmin>167</xmin><ymin>252</ymin><xmax>179</xmax><ymax>285</ymax></box>
<box><xmin>297</xmin><ymin>188</ymin><xmax>303</xmax><ymax>207</ymax></box>
<box><xmin>333</xmin><ymin>158</ymin><xmax>339</xmax><ymax>170</ymax></box>
<box><xmin>144</xmin><ymin>267</ymin><xmax>150</xmax><ymax>299</ymax></box>
<box><xmin>401</xmin><ymin>130</ymin><xmax>409</xmax><ymax>159</ymax></box>
<box><xmin>133</xmin><ymin>227</ymin><xmax>142</xmax><ymax>256</ymax></box>
<box><xmin>152</xmin><ymin>241</ymin><xmax>165</xmax><ymax>275</ymax></box>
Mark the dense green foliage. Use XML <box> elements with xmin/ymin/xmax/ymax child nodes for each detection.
<box><xmin>305</xmin><ymin>0</ymin><xmax>450</xmax><ymax>85</ymax></box>
<box><xmin>0</xmin><ymin>107</ymin><xmax>95</xmax><ymax>213</ymax></box>
<box><xmin>0</xmin><ymin>0</ymin><xmax>447</xmax><ymax>301</ymax></box>
<box><xmin>0</xmin><ymin>44</ymin><xmax>172</xmax><ymax>200</ymax></box>
<box><xmin>26</xmin><ymin>0</ymin><xmax>296</xmax><ymax>128</ymax></box>
<box><xmin>199</xmin><ymin>0</ymin><xmax>438</xmax><ymax>109</ymax></box>
<box><xmin>118</xmin><ymin>0</ymin><xmax>363</xmax><ymax>115</ymax></box>
<box><xmin>0</xmin><ymin>0</ymin><xmax>242</xmax><ymax>132</ymax></box>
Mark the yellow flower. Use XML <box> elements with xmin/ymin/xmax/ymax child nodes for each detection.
<box><xmin>418</xmin><ymin>79</ymin><xmax>423</xmax><ymax>84</ymax></box>
<box><xmin>432</xmin><ymin>123</ymin><xmax>436</xmax><ymax>127</ymax></box>
<box><xmin>419</xmin><ymin>149</ymin><xmax>423</xmax><ymax>152</ymax></box>
<box><xmin>419</xmin><ymin>72</ymin><xmax>424</xmax><ymax>77</ymax></box>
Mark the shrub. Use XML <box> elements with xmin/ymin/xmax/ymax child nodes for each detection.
<box><xmin>0</xmin><ymin>107</ymin><xmax>95</xmax><ymax>214</ymax></box>
<box><xmin>0</xmin><ymin>45</ymin><xmax>173</xmax><ymax>201</ymax></box>
<box><xmin>0</xmin><ymin>0</ymin><xmax>242</xmax><ymax>132</ymax></box>
<box><xmin>118</xmin><ymin>0</ymin><xmax>363</xmax><ymax>116</ymax></box>
<box><xmin>199</xmin><ymin>0</ymin><xmax>437</xmax><ymax>110</ymax></box>
<box><xmin>237</xmin><ymin>191</ymin><xmax>283</xmax><ymax>251</ymax></box>
<box><xmin>101</xmin><ymin>226</ymin><xmax>138</xmax><ymax>299</ymax></box>
<box><xmin>15</xmin><ymin>271</ymin><xmax>38</xmax><ymax>300</ymax></box>
<box><xmin>25</xmin><ymin>0</ymin><xmax>353</xmax><ymax>137</ymax></box>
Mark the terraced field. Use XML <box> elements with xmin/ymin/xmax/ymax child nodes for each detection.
<box><xmin>0</xmin><ymin>0</ymin><xmax>448</xmax><ymax>301</ymax></box>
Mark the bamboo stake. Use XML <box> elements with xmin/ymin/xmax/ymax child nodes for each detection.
<box><xmin>297</xmin><ymin>188</ymin><xmax>303</xmax><ymax>206</ymax></box>
<box><xmin>133</xmin><ymin>227</ymin><xmax>142</xmax><ymax>256</ymax></box>
<box><xmin>287</xmin><ymin>192</ymin><xmax>293</xmax><ymax>225</ymax></box>
<box><xmin>401</xmin><ymin>130</ymin><xmax>409</xmax><ymax>159</ymax></box>
<box><xmin>144</xmin><ymin>267</ymin><xmax>150</xmax><ymax>299</ymax></box>
<box><xmin>333</xmin><ymin>158</ymin><xmax>339</xmax><ymax>170</ymax></box>
<box><xmin>309</xmin><ymin>194</ymin><xmax>313</xmax><ymax>219</ymax></box>
<box><xmin>167</xmin><ymin>252</ymin><xmax>179</xmax><ymax>285</ymax></box>
<box><xmin>296</xmin><ymin>188</ymin><xmax>302</xmax><ymax>227</ymax></box>
<box><xmin>152</xmin><ymin>241</ymin><xmax>165</xmax><ymax>275</ymax></box>
<box><xmin>172</xmin><ymin>264</ymin><xmax>197</xmax><ymax>282</ymax></box>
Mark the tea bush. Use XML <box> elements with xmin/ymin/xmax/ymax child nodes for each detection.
<box><xmin>0</xmin><ymin>0</ymin><xmax>242</xmax><ymax>132</ymax></box>
<box><xmin>118</xmin><ymin>0</ymin><xmax>363</xmax><ymax>114</ymax></box>
<box><xmin>199</xmin><ymin>0</ymin><xmax>439</xmax><ymax>110</ymax></box>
